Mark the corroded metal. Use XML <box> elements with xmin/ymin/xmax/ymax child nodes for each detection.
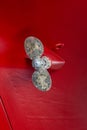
<box><xmin>32</xmin><ymin>69</ymin><xmax>52</xmax><ymax>91</ymax></box>
<box><xmin>32</xmin><ymin>56</ymin><xmax>51</xmax><ymax>70</ymax></box>
<box><xmin>24</xmin><ymin>36</ymin><xmax>44</xmax><ymax>59</ymax></box>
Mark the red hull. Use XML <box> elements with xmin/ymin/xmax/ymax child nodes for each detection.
<box><xmin>0</xmin><ymin>0</ymin><xmax>87</xmax><ymax>130</ymax></box>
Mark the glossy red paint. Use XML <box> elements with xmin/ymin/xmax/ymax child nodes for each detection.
<box><xmin>43</xmin><ymin>46</ymin><xmax>65</xmax><ymax>69</ymax></box>
<box><xmin>0</xmin><ymin>0</ymin><xmax>87</xmax><ymax>130</ymax></box>
<box><xmin>0</xmin><ymin>97</ymin><xmax>12</xmax><ymax>130</ymax></box>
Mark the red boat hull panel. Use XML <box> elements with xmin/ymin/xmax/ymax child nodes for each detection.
<box><xmin>0</xmin><ymin>0</ymin><xmax>87</xmax><ymax>130</ymax></box>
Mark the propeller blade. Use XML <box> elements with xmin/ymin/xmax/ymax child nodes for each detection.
<box><xmin>32</xmin><ymin>69</ymin><xmax>52</xmax><ymax>91</ymax></box>
<box><xmin>24</xmin><ymin>36</ymin><xmax>44</xmax><ymax>59</ymax></box>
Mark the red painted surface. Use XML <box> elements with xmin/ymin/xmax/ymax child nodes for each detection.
<box><xmin>0</xmin><ymin>97</ymin><xmax>12</xmax><ymax>130</ymax></box>
<box><xmin>0</xmin><ymin>0</ymin><xmax>87</xmax><ymax>130</ymax></box>
<box><xmin>43</xmin><ymin>46</ymin><xmax>65</xmax><ymax>69</ymax></box>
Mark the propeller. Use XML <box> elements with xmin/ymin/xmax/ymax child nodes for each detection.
<box><xmin>24</xmin><ymin>36</ymin><xmax>52</xmax><ymax>91</ymax></box>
